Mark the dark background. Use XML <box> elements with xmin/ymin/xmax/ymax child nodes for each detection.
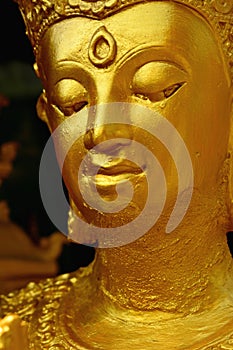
<box><xmin>0</xmin><ymin>0</ymin><xmax>95</xmax><ymax>273</ymax></box>
<box><xmin>0</xmin><ymin>1</ymin><xmax>34</xmax><ymax>64</ymax></box>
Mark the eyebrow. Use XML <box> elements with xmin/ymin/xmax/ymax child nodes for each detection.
<box><xmin>46</xmin><ymin>61</ymin><xmax>91</xmax><ymax>85</ymax></box>
<box><xmin>115</xmin><ymin>44</ymin><xmax>189</xmax><ymax>74</ymax></box>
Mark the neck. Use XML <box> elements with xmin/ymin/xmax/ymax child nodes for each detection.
<box><xmin>93</xmin><ymin>192</ymin><xmax>233</xmax><ymax>315</ymax></box>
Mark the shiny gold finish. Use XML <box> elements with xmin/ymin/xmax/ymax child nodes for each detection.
<box><xmin>0</xmin><ymin>314</ymin><xmax>29</xmax><ymax>350</ymax></box>
<box><xmin>1</xmin><ymin>0</ymin><xmax>233</xmax><ymax>348</ymax></box>
<box><xmin>1</xmin><ymin>266</ymin><xmax>233</xmax><ymax>349</ymax></box>
<box><xmin>88</xmin><ymin>26</ymin><xmax>117</xmax><ymax>67</ymax></box>
<box><xmin>14</xmin><ymin>0</ymin><xmax>233</xmax><ymax>84</ymax></box>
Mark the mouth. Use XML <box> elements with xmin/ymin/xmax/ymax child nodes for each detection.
<box><xmin>92</xmin><ymin>160</ymin><xmax>146</xmax><ymax>188</ymax></box>
<box><xmin>97</xmin><ymin>159</ymin><xmax>144</xmax><ymax>176</ymax></box>
<box><xmin>81</xmin><ymin>152</ymin><xmax>147</xmax><ymax>188</ymax></box>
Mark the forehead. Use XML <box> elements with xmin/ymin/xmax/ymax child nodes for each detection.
<box><xmin>39</xmin><ymin>1</ymin><xmax>223</xmax><ymax>81</ymax></box>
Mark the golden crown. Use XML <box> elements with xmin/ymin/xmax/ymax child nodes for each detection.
<box><xmin>15</xmin><ymin>0</ymin><xmax>233</xmax><ymax>80</ymax></box>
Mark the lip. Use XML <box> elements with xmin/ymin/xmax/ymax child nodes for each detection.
<box><xmin>85</xmin><ymin>153</ymin><xmax>146</xmax><ymax>176</ymax></box>
<box><xmin>97</xmin><ymin>161</ymin><xmax>144</xmax><ymax>176</ymax></box>
<box><xmin>91</xmin><ymin>161</ymin><xmax>146</xmax><ymax>187</ymax></box>
<box><xmin>94</xmin><ymin>172</ymin><xmax>144</xmax><ymax>187</ymax></box>
<box><xmin>82</xmin><ymin>156</ymin><xmax>146</xmax><ymax>186</ymax></box>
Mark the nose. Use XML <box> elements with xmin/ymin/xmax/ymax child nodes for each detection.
<box><xmin>84</xmin><ymin>80</ymin><xmax>133</xmax><ymax>152</ymax></box>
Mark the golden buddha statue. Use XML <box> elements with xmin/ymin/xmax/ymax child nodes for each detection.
<box><xmin>1</xmin><ymin>0</ymin><xmax>233</xmax><ymax>348</ymax></box>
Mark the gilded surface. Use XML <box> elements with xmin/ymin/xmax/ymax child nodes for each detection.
<box><xmin>1</xmin><ymin>268</ymin><xmax>233</xmax><ymax>349</ymax></box>
<box><xmin>14</xmin><ymin>0</ymin><xmax>233</xmax><ymax>81</ymax></box>
<box><xmin>1</xmin><ymin>0</ymin><xmax>233</xmax><ymax>348</ymax></box>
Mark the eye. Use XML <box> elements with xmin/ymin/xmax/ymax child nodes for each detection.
<box><xmin>51</xmin><ymin>79</ymin><xmax>88</xmax><ymax>117</ymax></box>
<box><xmin>57</xmin><ymin>100</ymin><xmax>88</xmax><ymax>117</ymax></box>
<box><xmin>131</xmin><ymin>61</ymin><xmax>187</xmax><ymax>103</ymax></box>
<box><xmin>163</xmin><ymin>83</ymin><xmax>183</xmax><ymax>98</ymax></box>
<box><xmin>134</xmin><ymin>82</ymin><xmax>183</xmax><ymax>102</ymax></box>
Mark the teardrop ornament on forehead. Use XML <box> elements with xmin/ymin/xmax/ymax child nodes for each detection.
<box><xmin>88</xmin><ymin>26</ymin><xmax>117</xmax><ymax>68</ymax></box>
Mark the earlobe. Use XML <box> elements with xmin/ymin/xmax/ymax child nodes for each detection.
<box><xmin>36</xmin><ymin>90</ymin><xmax>49</xmax><ymax>124</ymax></box>
<box><xmin>34</xmin><ymin>63</ymin><xmax>50</xmax><ymax>125</ymax></box>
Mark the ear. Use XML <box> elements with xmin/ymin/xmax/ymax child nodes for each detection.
<box><xmin>36</xmin><ymin>90</ymin><xmax>52</xmax><ymax>132</ymax></box>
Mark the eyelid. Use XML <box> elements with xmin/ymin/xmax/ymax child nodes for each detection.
<box><xmin>133</xmin><ymin>82</ymin><xmax>185</xmax><ymax>103</ymax></box>
<box><xmin>50</xmin><ymin>79</ymin><xmax>88</xmax><ymax>116</ymax></box>
<box><xmin>52</xmin><ymin>100</ymin><xmax>88</xmax><ymax>117</ymax></box>
<box><xmin>132</xmin><ymin>61</ymin><xmax>187</xmax><ymax>94</ymax></box>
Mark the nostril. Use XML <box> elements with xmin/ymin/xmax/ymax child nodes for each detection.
<box><xmin>84</xmin><ymin>127</ymin><xmax>132</xmax><ymax>156</ymax></box>
<box><xmin>84</xmin><ymin>126</ymin><xmax>132</xmax><ymax>153</ymax></box>
<box><xmin>84</xmin><ymin>128</ymin><xmax>95</xmax><ymax>150</ymax></box>
<box><xmin>84</xmin><ymin>104</ymin><xmax>134</xmax><ymax>150</ymax></box>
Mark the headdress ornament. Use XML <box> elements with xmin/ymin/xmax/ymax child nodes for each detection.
<box><xmin>15</xmin><ymin>0</ymin><xmax>233</xmax><ymax>80</ymax></box>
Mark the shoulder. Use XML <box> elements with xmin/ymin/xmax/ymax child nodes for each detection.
<box><xmin>0</xmin><ymin>272</ymin><xmax>76</xmax><ymax>323</ymax></box>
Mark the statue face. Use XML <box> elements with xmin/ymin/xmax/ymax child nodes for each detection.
<box><xmin>38</xmin><ymin>2</ymin><xmax>232</xmax><ymax>230</ymax></box>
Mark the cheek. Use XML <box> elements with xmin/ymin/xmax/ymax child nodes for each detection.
<box><xmin>61</xmin><ymin>139</ymin><xmax>87</xmax><ymax>196</ymax></box>
<box><xmin>189</xmin><ymin>88</ymin><xmax>230</xmax><ymax>183</ymax></box>
<box><xmin>155</xmin><ymin>84</ymin><xmax>231</xmax><ymax>189</ymax></box>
